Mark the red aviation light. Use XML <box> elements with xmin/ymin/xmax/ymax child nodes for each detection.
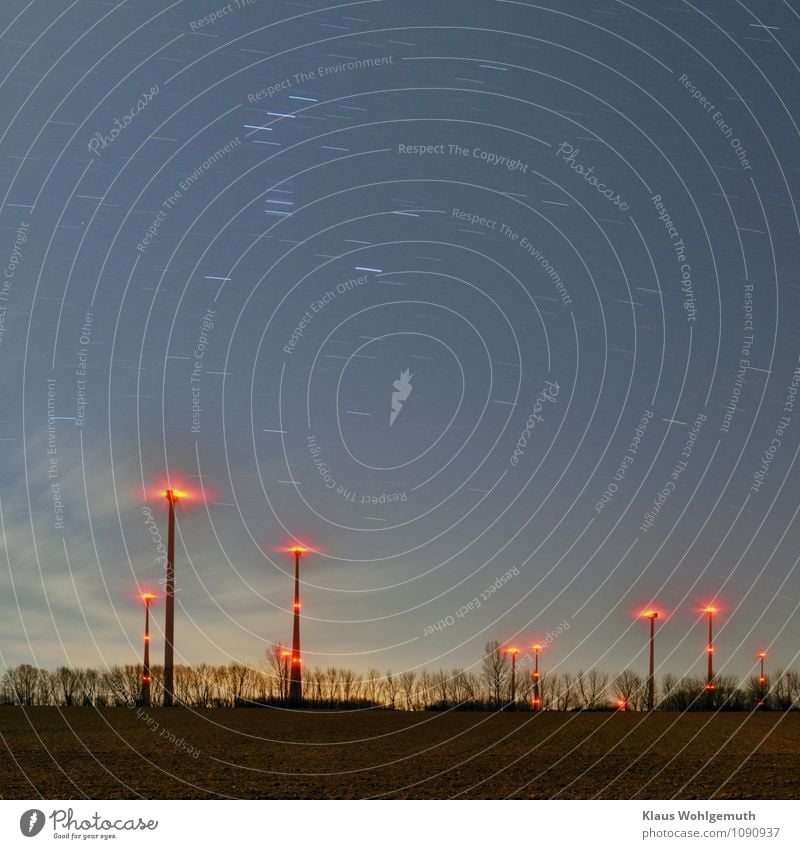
<box><xmin>163</xmin><ymin>488</ymin><xmax>189</xmax><ymax>501</ymax></box>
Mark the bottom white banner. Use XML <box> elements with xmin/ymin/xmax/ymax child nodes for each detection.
<box><xmin>1</xmin><ymin>800</ymin><xmax>798</xmax><ymax>848</ymax></box>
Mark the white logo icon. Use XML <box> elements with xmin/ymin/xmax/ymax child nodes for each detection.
<box><xmin>389</xmin><ymin>369</ymin><xmax>413</xmax><ymax>426</ymax></box>
<box><xmin>20</xmin><ymin>809</ymin><xmax>45</xmax><ymax>837</ymax></box>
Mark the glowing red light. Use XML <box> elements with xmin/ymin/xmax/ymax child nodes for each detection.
<box><xmin>531</xmin><ymin>643</ymin><xmax>543</xmax><ymax>652</ymax></box>
<box><xmin>141</xmin><ymin>593</ymin><xmax>156</xmax><ymax>601</ymax></box>
<box><xmin>703</xmin><ymin>606</ymin><xmax>717</xmax><ymax>614</ymax></box>
<box><xmin>758</xmin><ymin>651</ymin><xmax>767</xmax><ymax>659</ymax></box>
<box><xmin>292</xmin><ymin>657</ymin><xmax>300</xmax><ymax>664</ymax></box>
<box><xmin>293</xmin><ymin>603</ymin><xmax>301</xmax><ymax>609</ymax></box>
<box><xmin>281</xmin><ymin>650</ymin><xmax>291</xmax><ymax>657</ymax></box>
<box><xmin>758</xmin><ymin>676</ymin><xmax>766</xmax><ymax>684</ymax></box>
<box><xmin>641</xmin><ymin>610</ymin><xmax>659</xmax><ymax>619</ymax></box>
<box><xmin>163</xmin><ymin>488</ymin><xmax>189</xmax><ymax>501</ymax></box>
<box><xmin>505</xmin><ymin>646</ymin><xmax>520</xmax><ymax>655</ymax></box>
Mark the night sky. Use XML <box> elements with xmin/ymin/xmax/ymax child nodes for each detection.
<box><xmin>1</xmin><ymin>0</ymin><xmax>799</xmax><ymax>687</ymax></box>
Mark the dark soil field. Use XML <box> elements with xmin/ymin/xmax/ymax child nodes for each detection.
<box><xmin>1</xmin><ymin>707</ymin><xmax>797</xmax><ymax>799</ymax></box>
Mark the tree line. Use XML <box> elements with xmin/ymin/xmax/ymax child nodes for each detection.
<box><xmin>2</xmin><ymin>641</ymin><xmax>798</xmax><ymax>710</ymax></box>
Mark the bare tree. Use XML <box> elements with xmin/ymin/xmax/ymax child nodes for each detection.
<box><xmin>365</xmin><ymin>668</ymin><xmax>381</xmax><ymax>705</ymax></box>
<box><xmin>555</xmin><ymin>672</ymin><xmax>577</xmax><ymax>711</ymax></box>
<box><xmin>309</xmin><ymin>666</ymin><xmax>325</xmax><ymax>705</ymax></box>
<box><xmin>450</xmin><ymin>669</ymin><xmax>478</xmax><ymax>706</ymax></box>
<box><xmin>340</xmin><ymin>669</ymin><xmax>356</xmax><ymax>704</ymax></box>
<box><xmin>324</xmin><ymin>667</ymin><xmax>340</xmax><ymax>705</ymax></box>
<box><xmin>576</xmin><ymin>669</ymin><xmax>608</xmax><ymax>710</ymax></box>
<box><xmin>481</xmin><ymin>641</ymin><xmax>508</xmax><ymax>709</ymax></box>
<box><xmin>53</xmin><ymin>667</ymin><xmax>83</xmax><ymax>706</ymax></box>
<box><xmin>384</xmin><ymin>670</ymin><xmax>397</xmax><ymax>709</ymax></box>
<box><xmin>5</xmin><ymin>665</ymin><xmax>40</xmax><ymax>705</ymax></box>
<box><xmin>612</xmin><ymin>670</ymin><xmax>643</xmax><ymax>710</ymax></box>
<box><xmin>398</xmin><ymin>670</ymin><xmax>417</xmax><ymax>710</ymax></box>
<box><xmin>433</xmin><ymin>669</ymin><xmax>450</xmax><ymax>708</ymax></box>
<box><xmin>267</xmin><ymin>644</ymin><xmax>291</xmax><ymax>703</ymax></box>
<box><xmin>418</xmin><ymin>669</ymin><xmax>433</xmax><ymax>710</ymax></box>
